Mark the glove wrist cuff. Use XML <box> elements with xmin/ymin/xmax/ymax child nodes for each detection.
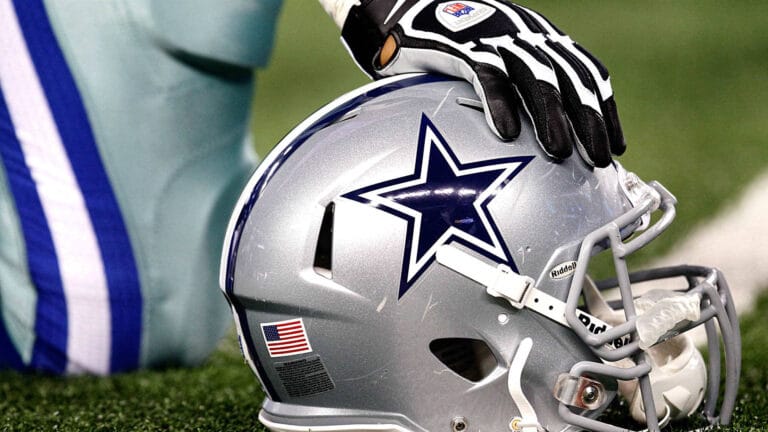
<box><xmin>318</xmin><ymin>0</ymin><xmax>361</xmax><ymax>28</ymax></box>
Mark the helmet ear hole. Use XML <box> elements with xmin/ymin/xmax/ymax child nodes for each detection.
<box><xmin>429</xmin><ymin>338</ymin><xmax>498</xmax><ymax>382</ymax></box>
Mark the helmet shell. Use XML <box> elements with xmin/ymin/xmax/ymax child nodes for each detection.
<box><xmin>224</xmin><ymin>75</ymin><xmax>634</xmax><ymax>431</ymax></box>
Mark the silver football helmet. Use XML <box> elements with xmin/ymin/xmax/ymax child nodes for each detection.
<box><xmin>220</xmin><ymin>75</ymin><xmax>740</xmax><ymax>432</ymax></box>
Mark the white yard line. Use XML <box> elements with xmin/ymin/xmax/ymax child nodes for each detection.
<box><xmin>652</xmin><ymin>169</ymin><xmax>768</xmax><ymax>316</ymax></box>
<box><xmin>650</xmin><ymin>169</ymin><xmax>768</xmax><ymax>345</ymax></box>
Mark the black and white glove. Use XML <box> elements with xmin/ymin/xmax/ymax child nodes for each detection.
<box><xmin>323</xmin><ymin>0</ymin><xmax>625</xmax><ymax>167</ymax></box>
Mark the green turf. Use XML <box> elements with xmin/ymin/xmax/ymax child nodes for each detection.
<box><xmin>0</xmin><ymin>337</ymin><xmax>262</xmax><ymax>431</ymax></box>
<box><xmin>3</xmin><ymin>1</ymin><xmax>768</xmax><ymax>430</ymax></box>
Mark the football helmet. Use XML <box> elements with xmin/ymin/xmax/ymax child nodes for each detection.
<box><xmin>220</xmin><ymin>75</ymin><xmax>740</xmax><ymax>432</ymax></box>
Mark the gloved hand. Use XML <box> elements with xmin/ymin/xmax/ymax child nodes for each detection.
<box><xmin>329</xmin><ymin>0</ymin><xmax>625</xmax><ymax>167</ymax></box>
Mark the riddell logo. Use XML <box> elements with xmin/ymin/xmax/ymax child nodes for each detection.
<box><xmin>550</xmin><ymin>261</ymin><xmax>577</xmax><ymax>280</ymax></box>
<box><xmin>577</xmin><ymin>312</ymin><xmax>630</xmax><ymax>349</ymax></box>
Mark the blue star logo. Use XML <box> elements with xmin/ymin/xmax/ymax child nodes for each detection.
<box><xmin>343</xmin><ymin>114</ymin><xmax>533</xmax><ymax>298</ymax></box>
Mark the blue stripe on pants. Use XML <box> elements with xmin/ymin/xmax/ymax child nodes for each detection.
<box><xmin>0</xmin><ymin>85</ymin><xmax>67</xmax><ymax>373</ymax></box>
<box><xmin>12</xmin><ymin>0</ymin><xmax>143</xmax><ymax>373</ymax></box>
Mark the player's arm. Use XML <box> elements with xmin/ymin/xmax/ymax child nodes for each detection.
<box><xmin>318</xmin><ymin>0</ymin><xmax>625</xmax><ymax>168</ymax></box>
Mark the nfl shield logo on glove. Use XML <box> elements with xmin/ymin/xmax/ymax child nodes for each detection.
<box><xmin>443</xmin><ymin>3</ymin><xmax>474</xmax><ymax>16</ymax></box>
<box><xmin>437</xmin><ymin>1</ymin><xmax>496</xmax><ymax>32</ymax></box>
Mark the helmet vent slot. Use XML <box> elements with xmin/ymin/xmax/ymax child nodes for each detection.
<box><xmin>429</xmin><ymin>338</ymin><xmax>497</xmax><ymax>382</ymax></box>
<box><xmin>313</xmin><ymin>202</ymin><xmax>335</xmax><ymax>279</ymax></box>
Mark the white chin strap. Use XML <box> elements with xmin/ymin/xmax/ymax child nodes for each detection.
<box><xmin>435</xmin><ymin>245</ymin><xmax>616</xmax><ymax>344</ymax></box>
<box><xmin>435</xmin><ymin>245</ymin><xmax>708</xmax><ymax>426</ymax></box>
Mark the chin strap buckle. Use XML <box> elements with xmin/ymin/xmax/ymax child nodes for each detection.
<box><xmin>486</xmin><ymin>264</ymin><xmax>535</xmax><ymax>309</ymax></box>
<box><xmin>435</xmin><ymin>245</ymin><xmax>534</xmax><ymax>309</ymax></box>
<box><xmin>435</xmin><ymin>245</ymin><xmax>572</xmax><ymax>326</ymax></box>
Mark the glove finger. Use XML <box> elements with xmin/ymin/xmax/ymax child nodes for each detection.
<box><xmin>497</xmin><ymin>45</ymin><xmax>573</xmax><ymax>160</ymax></box>
<box><xmin>508</xmin><ymin>6</ymin><xmax>614</xmax><ymax>166</ymax></box>
<box><xmin>543</xmin><ymin>43</ymin><xmax>612</xmax><ymax>167</ymax></box>
<box><xmin>473</xmin><ymin>64</ymin><xmax>522</xmax><ymax>141</ymax></box>
<box><xmin>571</xmin><ymin>43</ymin><xmax>626</xmax><ymax>156</ymax></box>
<box><xmin>562</xmin><ymin>87</ymin><xmax>611</xmax><ymax>167</ymax></box>
<box><xmin>601</xmin><ymin>95</ymin><xmax>626</xmax><ymax>156</ymax></box>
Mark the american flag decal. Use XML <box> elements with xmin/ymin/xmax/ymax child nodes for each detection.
<box><xmin>260</xmin><ymin>318</ymin><xmax>313</xmax><ymax>357</ymax></box>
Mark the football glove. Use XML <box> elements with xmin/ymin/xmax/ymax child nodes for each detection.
<box><xmin>333</xmin><ymin>0</ymin><xmax>625</xmax><ymax>167</ymax></box>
